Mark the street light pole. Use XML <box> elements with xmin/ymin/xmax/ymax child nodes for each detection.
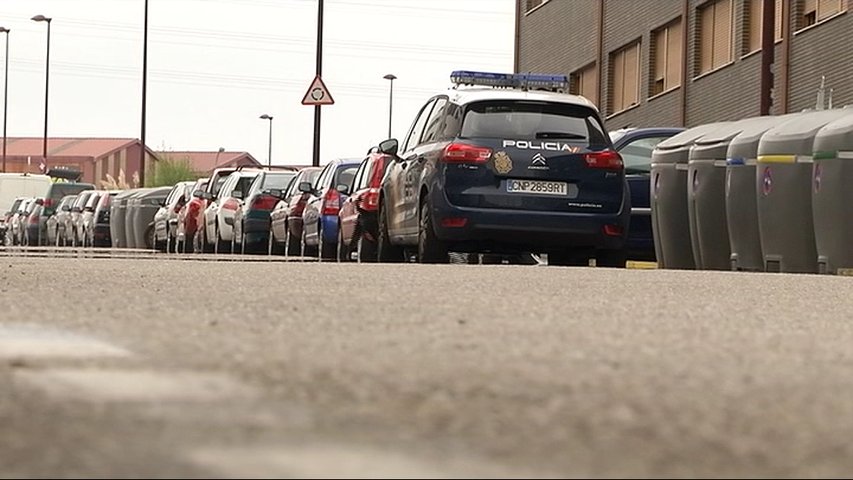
<box><xmin>31</xmin><ymin>16</ymin><xmax>51</xmax><ymax>170</ymax></box>
<box><xmin>259</xmin><ymin>114</ymin><xmax>273</xmax><ymax>167</ymax></box>
<box><xmin>213</xmin><ymin>146</ymin><xmax>225</xmax><ymax>169</ymax></box>
<box><xmin>0</xmin><ymin>27</ymin><xmax>9</xmax><ymax>174</ymax></box>
<box><xmin>140</xmin><ymin>0</ymin><xmax>149</xmax><ymax>186</ymax></box>
<box><xmin>383</xmin><ymin>74</ymin><xmax>396</xmax><ymax>139</ymax></box>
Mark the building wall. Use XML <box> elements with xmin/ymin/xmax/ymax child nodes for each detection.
<box><xmin>516</xmin><ymin>0</ymin><xmax>853</xmax><ymax>130</ymax></box>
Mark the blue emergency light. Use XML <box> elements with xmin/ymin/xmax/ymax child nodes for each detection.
<box><xmin>450</xmin><ymin>70</ymin><xmax>569</xmax><ymax>92</ymax></box>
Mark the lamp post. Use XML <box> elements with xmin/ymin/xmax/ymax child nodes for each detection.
<box><xmin>383</xmin><ymin>74</ymin><xmax>396</xmax><ymax>139</ymax></box>
<box><xmin>259</xmin><ymin>114</ymin><xmax>273</xmax><ymax>167</ymax></box>
<box><xmin>31</xmin><ymin>15</ymin><xmax>51</xmax><ymax>171</ymax></box>
<box><xmin>0</xmin><ymin>27</ymin><xmax>9</xmax><ymax>173</ymax></box>
<box><xmin>213</xmin><ymin>146</ymin><xmax>225</xmax><ymax>169</ymax></box>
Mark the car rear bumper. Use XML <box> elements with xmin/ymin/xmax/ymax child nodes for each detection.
<box><xmin>430</xmin><ymin>190</ymin><xmax>629</xmax><ymax>252</ymax></box>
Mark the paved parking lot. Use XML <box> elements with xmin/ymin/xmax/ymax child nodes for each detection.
<box><xmin>2</xmin><ymin>255</ymin><xmax>853</xmax><ymax>478</ymax></box>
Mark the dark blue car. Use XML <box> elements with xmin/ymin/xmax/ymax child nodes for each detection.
<box><xmin>610</xmin><ymin>127</ymin><xmax>685</xmax><ymax>261</ymax></box>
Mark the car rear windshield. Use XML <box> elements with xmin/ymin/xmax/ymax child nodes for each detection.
<box><xmin>460</xmin><ymin>100</ymin><xmax>609</xmax><ymax>147</ymax></box>
<box><xmin>262</xmin><ymin>173</ymin><xmax>296</xmax><ymax>190</ymax></box>
<box><xmin>334</xmin><ymin>166</ymin><xmax>358</xmax><ymax>189</ymax></box>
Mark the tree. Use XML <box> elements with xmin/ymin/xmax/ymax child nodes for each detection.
<box><xmin>145</xmin><ymin>154</ymin><xmax>200</xmax><ymax>187</ymax></box>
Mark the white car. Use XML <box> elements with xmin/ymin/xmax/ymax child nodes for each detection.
<box><xmin>202</xmin><ymin>170</ymin><xmax>261</xmax><ymax>254</ymax></box>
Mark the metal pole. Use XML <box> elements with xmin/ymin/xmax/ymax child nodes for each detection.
<box><xmin>312</xmin><ymin>0</ymin><xmax>323</xmax><ymax>167</ymax></box>
<box><xmin>140</xmin><ymin>0</ymin><xmax>149</xmax><ymax>186</ymax></box>
<box><xmin>388</xmin><ymin>78</ymin><xmax>393</xmax><ymax>139</ymax></box>
<box><xmin>2</xmin><ymin>30</ymin><xmax>8</xmax><ymax>173</ymax></box>
<box><xmin>43</xmin><ymin>20</ymin><xmax>50</xmax><ymax>167</ymax></box>
<box><xmin>267</xmin><ymin>118</ymin><xmax>272</xmax><ymax>167</ymax></box>
<box><xmin>759</xmin><ymin>0</ymin><xmax>775</xmax><ymax>115</ymax></box>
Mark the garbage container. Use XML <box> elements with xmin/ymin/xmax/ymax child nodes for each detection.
<box><xmin>132</xmin><ymin>187</ymin><xmax>171</xmax><ymax>250</ymax></box>
<box><xmin>811</xmin><ymin>107</ymin><xmax>853</xmax><ymax>274</ymax></box>
<box><xmin>651</xmin><ymin>122</ymin><xmax>731</xmax><ymax>269</ymax></box>
<box><xmin>109</xmin><ymin>190</ymin><xmax>135</xmax><ymax>249</ymax></box>
<box><xmin>125</xmin><ymin>189</ymin><xmax>153</xmax><ymax>249</ymax></box>
<box><xmin>687</xmin><ymin>118</ymin><xmax>773</xmax><ymax>270</ymax></box>
<box><xmin>756</xmin><ymin>108</ymin><xmax>851</xmax><ymax>273</ymax></box>
<box><xmin>724</xmin><ymin>114</ymin><xmax>801</xmax><ymax>271</ymax></box>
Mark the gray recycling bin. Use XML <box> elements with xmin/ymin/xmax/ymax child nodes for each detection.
<box><xmin>109</xmin><ymin>189</ymin><xmax>136</xmax><ymax>249</ymax></box>
<box><xmin>124</xmin><ymin>189</ymin><xmax>154</xmax><ymax>249</ymax></box>
<box><xmin>132</xmin><ymin>187</ymin><xmax>170</xmax><ymax>250</ymax></box>
<box><xmin>687</xmin><ymin>118</ymin><xmax>772</xmax><ymax>270</ymax></box>
<box><xmin>724</xmin><ymin>114</ymin><xmax>801</xmax><ymax>271</ymax></box>
<box><xmin>811</xmin><ymin>107</ymin><xmax>853</xmax><ymax>274</ymax></box>
<box><xmin>651</xmin><ymin>122</ymin><xmax>731</xmax><ymax>269</ymax></box>
<box><xmin>756</xmin><ymin>108</ymin><xmax>851</xmax><ymax>273</ymax></box>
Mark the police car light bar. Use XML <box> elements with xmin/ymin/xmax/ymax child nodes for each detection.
<box><xmin>450</xmin><ymin>70</ymin><xmax>569</xmax><ymax>92</ymax></box>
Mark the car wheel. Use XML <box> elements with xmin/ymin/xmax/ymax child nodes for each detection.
<box><xmin>377</xmin><ymin>202</ymin><xmax>403</xmax><ymax>263</ymax></box>
<box><xmin>286</xmin><ymin>224</ymin><xmax>300</xmax><ymax>257</ymax></box>
<box><xmin>596</xmin><ymin>249</ymin><xmax>627</xmax><ymax>268</ymax></box>
<box><xmin>417</xmin><ymin>198</ymin><xmax>448</xmax><ymax>264</ymax></box>
<box><xmin>145</xmin><ymin>226</ymin><xmax>155</xmax><ymax>250</ymax></box>
<box><xmin>548</xmin><ymin>250</ymin><xmax>591</xmax><ymax>267</ymax></box>
<box><xmin>337</xmin><ymin>224</ymin><xmax>349</xmax><ymax>262</ymax></box>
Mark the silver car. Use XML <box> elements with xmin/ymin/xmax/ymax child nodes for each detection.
<box><xmin>79</xmin><ymin>191</ymin><xmax>105</xmax><ymax>247</ymax></box>
<box><xmin>66</xmin><ymin>190</ymin><xmax>96</xmax><ymax>246</ymax></box>
<box><xmin>47</xmin><ymin>195</ymin><xmax>77</xmax><ymax>246</ymax></box>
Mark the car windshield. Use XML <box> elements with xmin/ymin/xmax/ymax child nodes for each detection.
<box><xmin>460</xmin><ymin>100</ymin><xmax>609</xmax><ymax>147</ymax></box>
<box><xmin>334</xmin><ymin>166</ymin><xmax>358</xmax><ymax>188</ymax></box>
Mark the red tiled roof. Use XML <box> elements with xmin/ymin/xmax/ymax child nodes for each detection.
<box><xmin>157</xmin><ymin>151</ymin><xmax>261</xmax><ymax>174</ymax></box>
<box><xmin>0</xmin><ymin>137</ymin><xmax>141</xmax><ymax>158</ymax></box>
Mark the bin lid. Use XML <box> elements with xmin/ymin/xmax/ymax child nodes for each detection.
<box><xmin>690</xmin><ymin>116</ymin><xmax>789</xmax><ymax>161</ymax></box>
<box><xmin>813</xmin><ymin>108</ymin><xmax>853</xmax><ymax>158</ymax></box>
<box><xmin>757</xmin><ymin>108</ymin><xmax>852</xmax><ymax>158</ymax></box>
<box><xmin>652</xmin><ymin>121</ymin><xmax>732</xmax><ymax>164</ymax></box>
<box><xmin>725</xmin><ymin>113</ymin><xmax>804</xmax><ymax>163</ymax></box>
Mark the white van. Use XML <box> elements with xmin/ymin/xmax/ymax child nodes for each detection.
<box><xmin>0</xmin><ymin>173</ymin><xmax>52</xmax><ymax>214</ymax></box>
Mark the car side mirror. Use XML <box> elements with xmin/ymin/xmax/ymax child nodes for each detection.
<box><xmin>378</xmin><ymin>138</ymin><xmax>399</xmax><ymax>157</ymax></box>
<box><xmin>35</xmin><ymin>198</ymin><xmax>44</xmax><ymax>206</ymax></box>
<box><xmin>298</xmin><ymin>182</ymin><xmax>313</xmax><ymax>194</ymax></box>
<box><xmin>336</xmin><ymin>184</ymin><xmax>350</xmax><ymax>195</ymax></box>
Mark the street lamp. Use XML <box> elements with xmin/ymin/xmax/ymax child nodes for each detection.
<box><xmin>383</xmin><ymin>74</ymin><xmax>396</xmax><ymax>139</ymax></box>
<box><xmin>213</xmin><ymin>146</ymin><xmax>225</xmax><ymax>169</ymax></box>
<box><xmin>259</xmin><ymin>114</ymin><xmax>273</xmax><ymax>167</ymax></box>
<box><xmin>31</xmin><ymin>15</ymin><xmax>52</xmax><ymax>170</ymax></box>
<box><xmin>0</xmin><ymin>27</ymin><xmax>9</xmax><ymax>174</ymax></box>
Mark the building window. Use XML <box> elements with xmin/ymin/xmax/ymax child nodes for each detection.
<box><xmin>525</xmin><ymin>0</ymin><xmax>545</xmax><ymax>13</ymax></box>
<box><xmin>697</xmin><ymin>0</ymin><xmax>733</xmax><ymax>75</ymax></box>
<box><xmin>570</xmin><ymin>63</ymin><xmax>598</xmax><ymax>105</ymax></box>
<box><xmin>609</xmin><ymin>41</ymin><xmax>640</xmax><ymax>114</ymax></box>
<box><xmin>744</xmin><ymin>0</ymin><xmax>784</xmax><ymax>54</ymax></box>
<box><xmin>800</xmin><ymin>0</ymin><xmax>844</xmax><ymax>28</ymax></box>
<box><xmin>650</xmin><ymin>19</ymin><xmax>683</xmax><ymax>96</ymax></box>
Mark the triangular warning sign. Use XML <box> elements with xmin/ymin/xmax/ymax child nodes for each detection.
<box><xmin>301</xmin><ymin>75</ymin><xmax>335</xmax><ymax>106</ymax></box>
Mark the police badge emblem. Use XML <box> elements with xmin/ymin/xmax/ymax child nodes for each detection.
<box><xmin>493</xmin><ymin>151</ymin><xmax>513</xmax><ymax>174</ymax></box>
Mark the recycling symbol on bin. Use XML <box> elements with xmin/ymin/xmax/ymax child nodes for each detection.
<box><xmin>761</xmin><ymin>167</ymin><xmax>772</xmax><ymax>196</ymax></box>
<box><xmin>814</xmin><ymin>164</ymin><xmax>822</xmax><ymax>193</ymax></box>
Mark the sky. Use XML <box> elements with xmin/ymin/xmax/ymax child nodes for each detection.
<box><xmin>0</xmin><ymin>0</ymin><xmax>515</xmax><ymax>167</ymax></box>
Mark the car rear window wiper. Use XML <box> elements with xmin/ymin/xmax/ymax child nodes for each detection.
<box><xmin>534</xmin><ymin>131</ymin><xmax>586</xmax><ymax>140</ymax></box>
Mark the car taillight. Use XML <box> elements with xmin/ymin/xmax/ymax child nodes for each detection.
<box><xmin>251</xmin><ymin>194</ymin><xmax>278</xmax><ymax>211</ymax></box>
<box><xmin>362</xmin><ymin>188</ymin><xmax>380</xmax><ymax>211</ymax></box>
<box><xmin>43</xmin><ymin>198</ymin><xmax>54</xmax><ymax>208</ymax></box>
<box><xmin>440</xmin><ymin>217</ymin><xmax>468</xmax><ymax>228</ymax></box>
<box><xmin>584</xmin><ymin>150</ymin><xmax>623</xmax><ymax>170</ymax></box>
<box><xmin>441</xmin><ymin>143</ymin><xmax>492</xmax><ymax>163</ymax></box>
<box><xmin>603</xmin><ymin>224</ymin><xmax>623</xmax><ymax>236</ymax></box>
<box><xmin>321</xmin><ymin>189</ymin><xmax>341</xmax><ymax>216</ymax></box>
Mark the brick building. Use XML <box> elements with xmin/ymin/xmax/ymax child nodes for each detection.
<box><xmin>515</xmin><ymin>0</ymin><xmax>852</xmax><ymax>129</ymax></box>
<box><xmin>0</xmin><ymin>137</ymin><xmax>157</xmax><ymax>186</ymax></box>
<box><xmin>156</xmin><ymin>151</ymin><xmax>262</xmax><ymax>174</ymax></box>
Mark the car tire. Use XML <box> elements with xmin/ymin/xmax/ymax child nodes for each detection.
<box><xmin>417</xmin><ymin>198</ymin><xmax>448</xmax><ymax>264</ymax></box>
<box><xmin>377</xmin><ymin>202</ymin><xmax>403</xmax><ymax>263</ymax></box>
<box><xmin>337</xmin><ymin>224</ymin><xmax>349</xmax><ymax>262</ymax></box>
<box><xmin>356</xmin><ymin>232</ymin><xmax>377</xmax><ymax>263</ymax></box>
<box><xmin>596</xmin><ymin>249</ymin><xmax>627</xmax><ymax>268</ymax></box>
<box><xmin>300</xmin><ymin>226</ymin><xmax>316</xmax><ymax>258</ymax></box>
<box><xmin>548</xmin><ymin>250</ymin><xmax>591</xmax><ymax>267</ymax></box>
<box><xmin>286</xmin><ymin>226</ymin><xmax>300</xmax><ymax>257</ymax></box>
<box><xmin>145</xmin><ymin>226</ymin><xmax>155</xmax><ymax>250</ymax></box>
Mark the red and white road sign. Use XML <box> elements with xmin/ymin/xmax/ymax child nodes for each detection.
<box><xmin>301</xmin><ymin>75</ymin><xmax>335</xmax><ymax>106</ymax></box>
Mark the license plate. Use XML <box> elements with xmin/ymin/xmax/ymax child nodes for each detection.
<box><xmin>506</xmin><ymin>179</ymin><xmax>569</xmax><ymax>196</ymax></box>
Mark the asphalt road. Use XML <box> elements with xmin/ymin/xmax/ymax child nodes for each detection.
<box><xmin>2</xmin><ymin>256</ymin><xmax>853</xmax><ymax>478</ymax></box>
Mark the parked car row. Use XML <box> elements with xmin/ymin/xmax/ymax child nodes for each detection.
<box><xmin>3</xmin><ymin>70</ymin><xmax>685</xmax><ymax>267</ymax></box>
<box><xmin>1</xmin><ymin>180</ymin><xmax>98</xmax><ymax>246</ymax></box>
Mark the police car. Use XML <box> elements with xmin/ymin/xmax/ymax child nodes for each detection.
<box><xmin>375</xmin><ymin>71</ymin><xmax>630</xmax><ymax>266</ymax></box>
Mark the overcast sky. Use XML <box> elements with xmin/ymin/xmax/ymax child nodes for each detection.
<box><xmin>0</xmin><ymin>0</ymin><xmax>515</xmax><ymax>166</ymax></box>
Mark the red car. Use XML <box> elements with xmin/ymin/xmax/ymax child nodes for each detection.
<box><xmin>336</xmin><ymin>151</ymin><xmax>393</xmax><ymax>262</ymax></box>
<box><xmin>175</xmin><ymin>178</ymin><xmax>208</xmax><ymax>253</ymax></box>
<box><xmin>191</xmin><ymin>168</ymin><xmax>238</xmax><ymax>253</ymax></box>
<box><xmin>269</xmin><ymin>167</ymin><xmax>322</xmax><ymax>256</ymax></box>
